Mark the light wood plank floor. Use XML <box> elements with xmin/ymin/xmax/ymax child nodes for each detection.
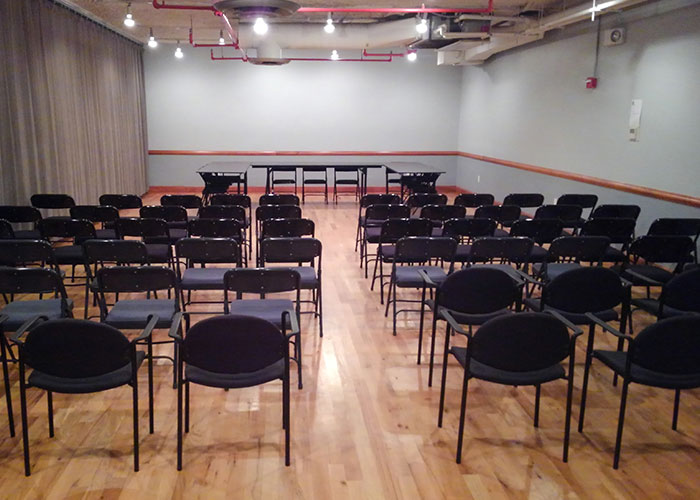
<box><xmin>0</xmin><ymin>189</ymin><xmax>698</xmax><ymax>499</ymax></box>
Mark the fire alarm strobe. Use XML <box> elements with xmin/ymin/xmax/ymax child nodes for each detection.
<box><xmin>586</xmin><ymin>77</ymin><xmax>598</xmax><ymax>89</ymax></box>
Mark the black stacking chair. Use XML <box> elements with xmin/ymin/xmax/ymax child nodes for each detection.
<box><xmin>406</xmin><ymin>193</ymin><xmax>448</xmax><ymax>215</ymax></box>
<box><xmin>0</xmin><ymin>267</ymin><xmax>73</xmax><ymax>332</ymax></box>
<box><xmin>591</xmin><ymin>204</ymin><xmax>641</xmax><ymax>222</ymax></box>
<box><xmin>370</xmin><ymin>218</ymin><xmax>433</xmax><ymax>301</ymax></box>
<box><xmin>30</xmin><ymin>194</ymin><xmax>75</xmax><ymax>214</ymax></box>
<box><xmin>99</xmin><ymin>194</ymin><xmax>143</xmax><ymax>212</ymax></box>
<box><xmin>465</xmin><ymin>236</ymin><xmax>534</xmax><ymax>281</ymax></box>
<box><xmin>12</xmin><ymin>316</ymin><xmax>157</xmax><ymax>476</ymax></box>
<box><xmin>442</xmin><ymin>218</ymin><xmax>497</xmax><ymax>265</ymax></box>
<box><xmin>402</xmin><ymin>173</ymin><xmax>440</xmax><ymax>196</ymax></box>
<box><xmin>534</xmin><ymin>205</ymin><xmax>583</xmax><ymax>233</ymax></box>
<box><xmin>630</xmin><ymin>268</ymin><xmax>700</xmax><ymax>321</ymax></box>
<box><xmin>116</xmin><ymin>218</ymin><xmax>173</xmax><ymax>266</ymax></box>
<box><xmin>439</xmin><ymin>311</ymin><xmax>582</xmax><ymax>464</ymax></box>
<box><xmin>557</xmin><ymin>194</ymin><xmax>598</xmax><ymax>227</ymax></box>
<box><xmin>140</xmin><ymin>206</ymin><xmax>189</xmax><ymax>241</ymax></box>
<box><xmin>580</xmin><ymin>218</ymin><xmax>636</xmax><ymax>264</ymax></box>
<box><xmin>255</xmin><ymin>205</ymin><xmax>302</xmax><ymax>259</ymax></box>
<box><xmin>172</xmin><ymin>314</ymin><xmax>294</xmax><ymax>470</ymax></box>
<box><xmin>160</xmin><ymin>194</ymin><xmax>202</xmax><ymax>210</ymax></box>
<box><xmin>38</xmin><ymin>218</ymin><xmax>96</xmax><ymax>283</ymax></box>
<box><xmin>333</xmin><ymin>166</ymin><xmax>359</xmax><ymax>203</ymax></box>
<box><xmin>267</xmin><ymin>167</ymin><xmax>298</xmax><ymax>195</ymax></box>
<box><xmin>419</xmin><ymin>267</ymin><xmax>522</xmax><ymax>386</ymax></box>
<box><xmin>385</xmin><ymin>236</ymin><xmax>456</xmax><ymax>336</ymax></box>
<box><xmin>647</xmin><ymin>218</ymin><xmax>700</xmax><ymax>264</ymax></box>
<box><xmin>533</xmin><ymin>235</ymin><xmax>610</xmax><ymax>282</ymax></box>
<box><xmin>454</xmin><ymin>193</ymin><xmax>495</xmax><ymax>209</ymax></box>
<box><xmin>175</xmin><ymin>237</ymin><xmax>242</xmax><ymax>313</ymax></box>
<box><xmin>0</xmin><ymin>206</ymin><xmax>42</xmax><ymax>239</ymax></box>
<box><xmin>510</xmin><ymin>218</ymin><xmax>565</xmax><ymax>266</ymax></box>
<box><xmin>260</xmin><ymin>238</ymin><xmax>323</xmax><ymax>337</ymax></box>
<box><xmin>70</xmin><ymin>205</ymin><xmax>119</xmax><ymax>238</ymax></box>
<box><xmin>502</xmin><ymin>193</ymin><xmax>544</xmax><ymax>223</ymax></box>
<box><xmin>418</xmin><ymin>205</ymin><xmax>467</xmax><ymax>236</ymax></box>
<box><xmin>0</xmin><ymin>316</ymin><xmax>15</xmax><ymax>437</ymax></box>
<box><xmin>194</xmin><ymin>208</ymin><xmax>247</xmax><ymax>263</ymax></box>
<box><xmin>83</xmin><ymin>239</ymin><xmax>149</xmax><ymax>319</ymax></box>
<box><xmin>360</xmin><ymin>204</ymin><xmax>410</xmax><ymax>276</ymax></box>
<box><xmin>355</xmin><ymin>194</ymin><xmax>401</xmax><ymax>252</ymax></box>
<box><xmin>301</xmin><ymin>166</ymin><xmax>328</xmax><ymax>203</ymax></box>
<box><xmin>0</xmin><ymin>239</ymin><xmax>58</xmax><ymax>271</ymax></box>
<box><xmin>474</xmin><ymin>205</ymin><xmax>521</xmax><ymax>235</ymax></box>
<box><xmin>209</xmin><ymin>193</ymin><xmax>252</xmax><ymax>255</ymax></box>
<box><xmin>224</xmin><ymin>268</ymin><xmax>302</xmax><ymax>388</ymax></box>
<box><xmin>260</xmin><ymin>194</ymin><xmax>300</xmax><ymax>206</ymax></box>
<box><xmin>616</xmin><ymin>235</ymin><xmax>694</xmax><ymax>287</ymax></box>
<box><xmin>579</xmin><ymin>315</ymin><xmax>700</xmax><ymax>469</ymax></box>
<box><xmin>261</xmin><ymin>218</ymin><xmax>315</xmax><ymax>239</ymax></box>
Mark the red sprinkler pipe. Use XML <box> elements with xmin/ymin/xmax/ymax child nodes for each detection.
<box><xmin>210</xmin><ymin>50</ymin><xmax>394</xmax><ymax>63</ymax></box>
<box><xmin>362</xmin><ymin>49</ymin><xmax>417</xmax><ymax>58</ymax></box>
<box><xmin>190</xmin><ymin>28</ymin><xmax>238</xmax><ymax>48</ymax></box>
<box><xmin>153</xmin><ymin>0</ymin><xmax>217</xmax><ymax>12</ymax></box>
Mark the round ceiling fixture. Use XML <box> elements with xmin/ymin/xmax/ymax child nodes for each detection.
<box><xmin>213</xmin><ymin>0</ymin><xmax>300</xmax><ymax>18</ymax></box>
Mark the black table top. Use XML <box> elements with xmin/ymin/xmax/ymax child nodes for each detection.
<box><xmin>250</xmin><ymin>162</ymin><xmax>384</xmax><ymax>169</ymax></box>
<box><xmin>384</xmin><ymin>162</ymin><xmax>446</xmax><ymax>174</ymax></box>
<box><xmin>197</xmin><ymin>161</ymin><xmax>249</xmax><ymax>174</ymax></box>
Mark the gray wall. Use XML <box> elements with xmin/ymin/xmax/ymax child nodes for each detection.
<box><xmin>144</xmin><ymin>48</ymin><xmax>462</xmax><ymax>187</ymax></box>
<box><xmin>456</xmin><ymin>0</ymin><xmax>700</xmax><ymax>232</ymax></box>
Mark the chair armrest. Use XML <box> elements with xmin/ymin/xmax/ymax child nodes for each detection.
<box><xmin>167</xmin><ymin>312</ymin><xmax>184</xmax><ymax>341</ymax></box>
<box><xmin>134</xmin><ymin>314</ymin><xmax>161</xmax><ymax>343</ymax></box>
<box><xmin>544</xmin><ymin>309</ymin><xmax>583</xmax><ymax>337</ymax></box>
<box><xmin>441</xmin><ymin>310</ymin><xmax>471</xmax><ymax>338</ymax></box>
<box><xmin>10</xmin><ymin>315</ymin><xmax>47</xmax><ymax>345</ymax></box>
<box><xmin>417</xmin><ymin>268</ymin><xmax>439</xmax><ymax>288</ymax></box>
<box><xmin>515</xmin><ymin>268</ymin><xmax>541</xmax><ymax>287</ymax></box>
<box><xmin>0</xmin><ymin>315</ymin><xmax>6</xmax><ymax>327</ymax></box>
<box><xmin>585</xmin><ymin>312</ymin><xmax>633</xmax><ymax>341</ymax></box>
<box><xmin>623</xmin><ymin>268</ymin><xmax>663</xmax><ymax>286</ymax></box>
<box><xmin>283</xmin><ymin>309</ymin><xmax>300</xmax><ymax>339</ymax></box>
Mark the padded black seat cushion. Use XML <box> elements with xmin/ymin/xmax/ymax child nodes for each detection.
<box><xmin>279</xmin><ymin>266</ymin><xmax>317</xmax><ymax>288</ymax></box>
<box><xmin>1</xmin><ymin>299</ymin><xmax>74</xmax><ymax>331</ymax></box>
<box><xmin>228</xmin><ymin>299</ymin><xmax>294</xmax><ymax>328</ymax></box>
<box><xmin>631</xmin><ymin>298</ymin><xmax>692</xmax><ymax>318</ymax></box>
<box><xmin>594</xmin><ymin>350</ymin><xmax>700</xmax><ymax>389</ymax></box>
<box><xmin>365</xmin><ymin>227</ymin><xmax>382</xmax><ymax>242</ymax></box>
<box><xmin>452</xmin><ymin>346</ymin><xmax>565</xmax><ymax>385</ymax></box>
<box><xmin>529</xmin><ymin>245</ymin><xmax>549</xmax><ymax>263</ymax></box>
<box><xmin>28</xmin><ymin>351</ymin><xmax>145</xmax><ymax>394</ymax></box>
<box><xmin>104</xmin><ymin>299</ymin><xmax>176</xmax><ymax>329</ymax></box>
<box><xmin>394</xmin><ymin>266</ymin><xmax>447</xmax><ymax>288</ymax></box>
<box><xmin>378</xmin><ymin>245</ymin><xmax>396</xmax><ymax>259</ymax></box>
<box><xmin>523</xmin><ymin>297</ymin><xmax>618</xmax><ymax>324</ymax></box>
<box><xmin>619</xmin><ymin>265</ymin><xmax>675</xmax><ymax>285</ymax></box>
<box><xmin>180</xmin><ymin>268</ymin><xmax>230</xmax><ymax>290</ymax></box>
<box><xmin>602</xmin><ymin>246</ymin><xmax>626</xmax><ymax>263</ymax></box>
<box><xmin>186</xmin><ymin>359</ymin><xmax>284</xmax><ymax>389</ymax></box>
<box><xmin>538</xmin><ymin>262</ymin><xmax>582</xmax><ymax>281</ymax></box>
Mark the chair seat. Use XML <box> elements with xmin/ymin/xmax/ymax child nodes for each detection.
<box><xmin>169</xmin><ymin>228</ymin><xmax>188</xmax><ymax>242</ymax></box>
<box><xmin>528</xmin><ymin>245</ymin><xmax>549</xmax><ymax>263</ymax></box>
<box><xmin>431</xmin><ymin>227</ymin><xmax>443</xmax><ymax>237</ymax></box>
<box><xmin>228</xmin><ymin>299</ymin><xmax>294</xmax><ymax>328</ymax></box>
<box><xmin>53</xmin><ymin>245</ymin><xmax>84</xmax><ymax>264</ymax></box>
<box><xmin>454</xmin><ymin>244</ymin><xmax>472</xmax><ymax>262</ymax></box>
<box><xmin>272</xmin><ymin>179</ymin><xmax>296</xmax><ymax>185</ymax></box>
<box><xmin>364</xmin><ymin>219</ymin><xmax>385</xmax><ymax>227</ymax></box>
<box><xmin>601</xmin><ymin>246</ymin><xmax>627</xmax><ymax>263</ymax></box>
<box><xmin>394</xmin><ymin>265</ymin><xmax>447</xmax><ymax>288</ymax></box>
<box><xmin>279</xmin><ymin>266</ymin><xmax>317</xmax><ymax>288</ymax></box>
<box><xmin>13</xmin><ymin>229</ymin><xmax>42</xmax><ymax>239</ymax></box>
<box><xmin>145</xmin><ymin>244</ymin><xmax>170</xmax><ymax>263</ymax></box>
<box><xmin>426</xmin><ymin>300</ymin><xmax>512</xmax><ymax>325</ymax></box>
<box><xmin>618</xmin><ymin>265</ymin><xmax>676</xmax><ymax>285</ymax></box>
<box><xmin>534</xmin><ymin>262</ymin><xmax>582</xmax><ymax>281</ymax></box>
<box><xmin>95</xmin><ymin>228</ymin><xmax>117</xmax><ymax>239</ymax></box>
<box><xmin>365</xmin><ymin>227</ymin><xmax>382</xmax><ymax>242</ymax></box>
<box><xmin>104</xmin><ymin>299</ymin><xmax>176</xmax><ymax>329</ymax></box>
<box><xmin>523</xmin><ymin>298</ymin><xmax>618</xmax><ymax>325</ymax></box>
<box><xmin>494</xmin><ymin>228</ymin><xmax>509</xmax><ymax>237</ymax></box>
<box><xmin>303</xmin><ymin>179</ymin><xmax>327</xmax><ymax>185</ymax></box>
<box><xmin>470</xmin><ymin>263</ymin><xmax>523</xmax><ymax>281</ymax></box>
<box><xmin>378</xmin><ymin>245</ymin><xmax>396</xmax><ymax>259</ymax></box>
<box><xmin>335</xmin><ymin>180</ymin><xmax>358</xmax><ymax>185</ymax></box>
<box><xmin>180</xmin><ymin>268</ymin><xmax>231</xmax><ymax>290</ymax></box>
<box><xmin>631</xmin><ymin>298</ymin><xmax>695</xmax><ymax>318</ymax></box>
<box><xmin>28</xmin><ymin>351</ymin><xmax>145</xmax><ymax>394</ymax></box>
<box><xmin>594</xmin><ymin>350</ymin><xmax>700</xmax><ymax>390</ymax></box>
<box><xmin>186</xmin><ymin>359</ymin><xmax>285</xmax><ymax>389</ymax></box>
<box><xmin>0</xmin><ymin>299</ymin><xmax>74</xmax><ymax>331</ymax></box>
<box><xmin>452</xmin><ymin>347</ymin><xmax>566</xmax><ymax>385</ymax></box>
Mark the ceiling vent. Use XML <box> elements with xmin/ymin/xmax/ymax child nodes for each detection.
<box><xmin>213</xmin><ymin>0</ymin><xmax>300</xmax><ymax>18</ymax></box>
<box><xmin>247</xmin><ymin>57</ymin><xmax>291</xmax><ymax>65</ymax></box>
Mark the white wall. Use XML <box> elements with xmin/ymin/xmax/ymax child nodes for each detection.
<box><xmin>144</xmin><ymin>47</ymin><xmax>462</xmax><ymax>187</ymax></box>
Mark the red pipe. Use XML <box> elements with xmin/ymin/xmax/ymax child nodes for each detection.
<box><xmin>190</xmin><ymin>28</ymin><xmax>239</xmax><ymax>48</ymax></box>
<box><xmin>152</xmin><ymin>0</ymin><xmax>217</xmax><ymax>12</ymax></box>
<box><xmin>362</xmin><ymin>49</ymin><xmax>416</xmax><ymax>58</ymax></box>
<box><xmin>210</xmin><ymin>50</ymin><xmax>393</xmax><ymax>63</ymax></box>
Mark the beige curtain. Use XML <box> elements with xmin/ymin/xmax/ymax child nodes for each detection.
<box><xmin>0</xmin><ymin>0</ymin><xmax>148</xmax><ymax>205</ymax></box>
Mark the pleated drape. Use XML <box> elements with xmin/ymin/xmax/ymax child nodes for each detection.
<box><xmin>0</xmin><ymin>0</ymin><xmax>148</xmax><ymax>205</ymax></box>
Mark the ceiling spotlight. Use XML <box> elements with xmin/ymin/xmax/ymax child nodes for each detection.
<box><xmin>330</xmin><ymin>49</ymin><xmax>339</xmax><ymax>61</ymax></box>
<box><xmin>147</xmin><ymin>28</ymin><xmax>158</xmax><ymax>48</ymax></box>
<box><xmin>123</xmin><ymin>3</ymin><xmax>135</xmax><ymax>28</ymax></box>
<box><xmin>416</xmin><ymin>17</ymin><xmax>428</xmax><ymax>34</ymax></box>
<box><xmin>219</xmin><ymin>30</ymin><xmax>226</xmax><ymax>45</ymax></box>
<box><xmin>324</xmin><ymin>14</ymin><xmax>335</xmax><ymax>34</ymax></box>
<box><xmin>174</xmin><ymin>41</ymin><xmax>184</xmax><ymax>59</ymax></box>
<box><xmin>253</xmin><ymin>17</ymin><xmax>268</xmax><ymax>35</ymax></box>
<box><xmin>406</xmin><ymin>51</ymin><xmax>417</xmax><ymax>62</ymax></box>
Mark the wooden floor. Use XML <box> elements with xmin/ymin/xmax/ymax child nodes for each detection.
<box><xmin>1</xmin><ymin>189</ymin><xmax>698</xmax><ymax>499</ymax></box>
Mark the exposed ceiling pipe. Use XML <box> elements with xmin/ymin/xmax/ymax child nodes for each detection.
<box><xmin>210</xmin><ymin>49</ymin><xmax>396</xmax><ymax>62</ymax></box>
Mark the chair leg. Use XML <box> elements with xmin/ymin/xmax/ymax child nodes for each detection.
<box><xmin>428</xmin><ymin>318</ymin><xmax>443</xmax><ymax>388</ymax></box>
<box><xmin>47</xmin><ymin>391</ymin><xmax>54</xmax><ymax>438</ymax></box>
<box><xmin>1</xmin><ymin>338</ymin><xmax>15</xmax><ymax>437</ymax></box>
<box><xmin>283</xmin><ymin>364</ymin><xmax>291</xmax><ymax>466</ymax></box>
<box><xmin>148</xmin><ymin>337</ymin><xmax>154</xmax><ymax>434</ymax></box>
<box><xmin>176</xmin><ymin>351</ymin><xmax>183</xmax><ymax>471</ymax></box>
<box><xmin>563</xmin><ymin>345</ymin><xmax>576</xmax><ymax>463</ymax></box>
<box><xmin>534</xmin><ymin>384</ymin><xmax>541</xmax><ymax>428</ymax></box>
<box><xmin>613</xmin><ymin>380</ymin><xmax>630</xmax><ymax>469</ymax></box>
<box><xmin>417</xmin><ymin>286</ymin><xmax>426</xmax><ymax>364</ymax></box>
<box><xmin>437</xmin><ymin>325</ymin><xmax>451</xmax><ymax>428</ymax></box>
<box><xmin>392</xmin><ymin>280</ymin><xmax>398</xmax><ymax>336</ymax></box>
<box><xmin>578</xmin><ymin>324</ymin><xmax>596</xmax><ymax>433</ymax></box>
<box><xmin>672</xmin><ymin>389</ymin><xmax>681</xmax><ymax>431</ymax></box>
<box><xmin>456</xmin><ymin>361</ymin><xmax>470</xmax><ymax>464</ymax></box>
<box><xmin>19</xmin><ymin>359</ymin><xmax>31</xmax><ymax>476</ymax></box>
<box><xmin>172</xmin><ymin>340</ymin><xmax>177</xmax><ymax>389</ymax></box>
<box><xmin>296</xmin><ymin>329</ymin><xmax>303</xmax><ymax>390</ymax></box>
<box><xmin>317</xmin><ymin>285</ymin><xmax>323</xmax><ymax>338</ymax></box>
<box><xmin>132</xmin><ymin>365</ymin><xmax>139</xmax><ymax>472</ymax></box>
<box><xmin>185</xmin><ymin>381</ymin><xmax>190</xmax><ymax>433</ymax></box>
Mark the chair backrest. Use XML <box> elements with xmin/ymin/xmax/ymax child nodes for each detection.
<box><xmin>182</xmin><ymin>315</ymin><xmax>286</xmax><ymax>373</ymax></box>
<box><xmin>259</xmin><ymin>194</ymin><xmax>300</xmax><ymax>206</ymax></box>
<box><xmin>224</xmin><ymin>268</ymin><xmax>300</xmax><ymax>295</ymax></box>
<box><xmin>591</xmin><ymin>204</ymin><xmax>641</xmax><ymax>220</ymax></box>
<box><xmin>83</xmin><ymin>239</ymin><xmax>149</xmax><ymax>265</ymax></box>
<box><xmin>442</xmin><ymin>218</ymin><xmax>497</xmax><ymax>241</ymax></box>
<box><xmin>70</xmin><ymin>205</ymin><xmax>119</xmax><ymax>224</ymax></box>
<box><xmin>379</xmin><ymin>218</ymin><xmax>433</xmax><ymax>243</ymax></box>
<box><xmin>660</xmin><ymin>268</ymin><xmax>700</xmax><ymax>313</ymax></box>
<box><xmin>359</xmin><ymin>194</ymin><xmax>401</xmax><ymax>208</ymax></box>
<box><xmin>140</xmin><ymin>205</ymin><xmax>187</xmax><ymax>223</ymax></box>
<box><xmin>99</xmin><ymin>194</ymin><xmax>143</xmax><ymax>210</ymax></box>
<box><xmin>474</xmin><ymin>205</ymin><xmax>521</xmax><ymax>225</ymax></box>
<box><xmin>510</xmin><ymin>219</ymin><xmax>564</xmax><ymax>245</ymax></box>
<box><xmin>364</xmin><ymin>204</ymin><xmax>410</xmax><ymax>222</ymax></box>
<box><xmin>469</xmin><ymin>236</ymin><xmax>534</xmax><ymax>264</ymax></box>
<box><xmin>471</xmin><ymin>313</ymin><xmax>571</xmax><ymax>371</ymax></box>
<box><xmin>454</xmin><ymin>193</ymin><xmax>495</xmax><ymax>208</ymax></box>
<box><xmin>534</xmin><ymin>205</ymin><xmax>583</xmax><ymax>224</ymax></box>
<box><xmin>406</xmin><ymin>193</ymin><xmax>448</xmax><ymax>208</ymax></box>
<box><xmin>96</xmin><ymin>265</ymin><xmax>177</xmax><ymax>293</ymax></box>
<box><xmin>419</xmin><ymin>205</ymin><xmax>467</xmax><ymax>224</ymax></box>
<box><xmin>255</xmin><ymin>205</ymin><xmax>302</xmax><ymax>222</ymax></box>
<box><xmin>160</xmin><ymin>194</ymin><xmax>202</xmax><ymax>209</ymax></box>
<box><xmin>632</xmin><ymin>316</ymin><xmax>700</xmax><ymax>375</ymax></box>
<box><xmin>260</xmin><ymin>237</ymin><xmax>322</xmax><ymax>264</ymax></box>
<box><xmin>543</xmin><ymin>267</ymin><xmax>624</xmax><ymax>313</ymax></box>
<box><xmin>187</xmin><ymin>218</ymin><xmax>243</xmax><ymax>239</ymax></box>
<box><xmin>116</xmin><ymin>218</ymin><xmax>170</xmax><ymax>239</ymax></box>
<box><xmin>648</xmin><ymin>218</ymin><xmax>700</xmax><ymax>241</ymax></box>
<box><xmin>556</xmin><ymin>194</ymin><xmax>598</xmax><ymax>210</ymax></box>
<box><xmin>0</xmin><ymin>219</ymin><xmax>15</xmax><ymax>239</ymax></box>
<box><xmin>261</xmin><ymin>218</ymin><xmax>315</xmax><ymax>239</ymax></box>
<box><xmin>30</xmin><ymin>194</ymin><xmax>75</xmax><ymax>209</ymax></box>
<box><xmin>210</xmin><ymin>193</ymin><xmax>251</xmax><ymax>208</ymax></box>
<box><xmin>39</xmin><ymin>218</ymin><xmax>96</xmax><ymax>242</ymax></box>
<box><xmin>547</xmin><ymin>236</ymin><xmax>610</xmax><ymax>263</ymax></box>
<box><xmin>503</xmin><ymin>193</ymin><xmax>544</xmax><ymax>208</ymax></box>
<box><xmin>0</xmin><ymin>206</ymin><xmax>42</xmax><ymax>224</ymax></box>
<box><xmin>628</xmin><ymin>235</ymin><xmax>694</xmax><ymax>265</ymax></box>
<box><xmin>22</xmin><ymin>319</ymin><xmax>131</xmax><ymax>378</ymax></box>
<box><xmin>175</xmin><ymin>237</ymin><xmax>241</xmax><ymax>265</ymax></box>
<box><xmin>0</xmin><ymin>239</ymin><xmax>56</xmax><ymax>267</ymax></box>
<box><xmin>394</xmin><ymin>236</ymin><xmax>456</xmax><ymax>264</ymax></box>
<box><xmin>580</xmin><ymin>217</ymin><xmax>636</xmax><ymax>244</ymax></box>
<box><xmin>198</xmin><ymin>205</ymin><xmax>246</xmax><ymax>222</ymax></box>
<box><xmin>0</xmin><ymin>266</ymin><xmax>67</xmax><ymax>297</ymax></box>
<box><xmin>439</xmin><ymin>267</ymin><xmax>520</xmax><ymax>314</ymax></box>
